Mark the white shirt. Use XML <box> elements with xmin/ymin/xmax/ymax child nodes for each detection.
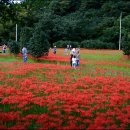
<box><xmin>22</xmin><ymin>47</ymin><xmax>27</xmax><ymax>56</ymax></box>
<box><xmin>72</xmin><ymin>57</ymin><xmax>76</xmax><ymax>64</ymax></box>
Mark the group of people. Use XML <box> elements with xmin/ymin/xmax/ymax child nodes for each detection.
<box><xmin>70</xmin><ymin>48</ymin><xmax>80</xmax><ymax>69</ymax></box>
<box><xmin>0</xmin><ymin>45</ymin><xmax>27</xmax><ymax>63</ymax></box>
<box><xmin>53</xmin><ymin>45</ymin><xmax>80</xmax><ymax>69</ymax></box>
<box><xmin>7</xmin><ymin>45</ymin><xmax>80</xmax><ymax>66</ymax></box>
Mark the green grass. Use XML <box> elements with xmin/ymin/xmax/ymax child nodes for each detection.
<box><xmin>0</xmin><ymin>56</ymin><xmax>19</xmax><ymax>62</ymax></box>
<box><xmin>81</xmin><ymin>54</ymin><xmax>122</xmax><ymax>61</ymax></box>
<box><xmin>1</xmin><ymin>49</ymin><xmax>130</xmax><ymax>76</ymax></box>
<box><xmin>0</xmin><ymin>104</ymin><xmax>11</xmax><ymax>112</ymax></box>
<box><xmin>99</xmin><ymin>65</ymin><xmax>130</xmax><ymax>73</ymax></box>
<box><xmin>22</xmin><ymin>105</ymin><xmax>49</xmax><ymax>116</ymax></box>
<box><xmin>0</xmin><ymin>54</ymin><xmax>35</xmax><ymax>63</ymax></box>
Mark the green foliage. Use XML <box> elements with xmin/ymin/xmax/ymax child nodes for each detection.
<box><xmin>0</xmin><ymin>1</ymin><xmax>16</xmax><ymax>25</ymax></box>
<box><xmin>122</xmin><ymin>15</ymin><xmax>130</xmax><ymax>55</ymax></box>
<box><xmin>49</xmin><ymin>0</ymin><xmax>81</xmax><ymax>16</ymax></box>
<box><xmin>19</xmin><ymin>27</ymin><xmax>32</xmax><ymax>48</ymax></box>
<box><xmin>28</xmin><ymin>30</ymin><xmax>50</xmax><ymax>58</ymax></box>
<box><xmin>100</xmin><ymin>26</ymin><xmax>119</xmax><ymax>48</ymax></box>
<box><xmin>81</xmin><ymin>39</ymin><xmax>116</xmax><ymax>49</ymax></box>
<box><xmin>122</xmin><ymin>34</ymin><xmax>130</xmax><ymax>55</ymax></box>
<box><xmin>1</xmin><ymin>0</ymin><xmax>130</xmax><ymax>52</ymax></box>
<box><xmin>53</xmin><ymin>40</ymin><xmax>80</xmax><ymax>48</ymax></box>
<box><xmin>0</xmin><ymin>0</ymin><xmax>19</xmax><ymax>43</ymax></box>
<box><xmin>8</xmin><ymin>40</ymin><xmax>20</xmax><ymax>54</ymax></box>
<box><xmin>27</xmin><ymin>12</ymin><xmax>53</xmax><ymax>58</ymax></box>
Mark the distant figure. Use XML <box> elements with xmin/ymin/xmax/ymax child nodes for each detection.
<box><xmin>53</xmin><ymin>46</ymin><xmax>56</xmax><ymax>55</ymax></box>
<box><xmin>22</xmin><ymin>47</ymin><xmax>27</xmax><ymax>63</ymax></box>
<box><xmin>2</xmin><ymin>44</ymin><xmax>7</xmax><ymax>53</ymax></box>
<box><xmin>69</xmin><ymin>45</ymin><xmax>72</xmax><ymax>50</ymax></box>
<box><xmin>64</xmin><ymin>48</ymin><xmax>68</xmax><ymax>55</ymax></box>
<box><xmin>70</xmin><ymin>54</ymin><xmax>73</xmax><ymax>67</ymax></box>
<box><xmin>72</xmin><ymin>55</ymin><xmax>77</xmax><ymax>69</ymax></box>
<box><xmin>70</xmin><ymin>48</ymin><xmax>76</xmax><ymax>56</ymax></box>
<box><xmin>76</xmin><ymin>51</ymin><xmax>80</xmax><ymax>67</ymax></box>
<box><xmin>76</xmin><ymin>48</ymin><xmax>80</xmax><ymax>54</ymax></box>
<box><xmin>67</xmin><ymin>45</ymin><xmax>69</xmax><ymax>49</ymax></box>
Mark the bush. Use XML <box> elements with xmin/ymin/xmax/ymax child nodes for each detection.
<box><xmin>53</xmin><ymin>40</ymin><xmax>80</xmax><ymax>48</ymax></box>
<box><xmin>8</xmin><ymin>40</ymin><xmax>20</xmax><ymax>54</ymax></box>
<box><xmin>81</xmin><ymin>39</ymin><xmax>116</xmax><ymax>49</ymax></box>
<box><xmin>122</xmin><ymin>36</ymin><xmax>130</xmax><ymax>55</ymax></box>
<box><xmin>19</xmin><ymin>27</ymin><xmax>32</xmax><ymax>49</ymax></box>
<box><xmin>27</xmin><ymin>11</ymin><xmax>54</xmax><ymax>58</ymax></box>
<box><xmin>28</xmin><ymin>30</ymin><xmax>50</xmax><ymax>58</ymax></box>
<box><xmin>122</xmin><ymin>42</ymin><xmax>130</xmax><ymax>55</ymax></box>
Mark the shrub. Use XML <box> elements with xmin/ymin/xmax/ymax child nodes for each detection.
<box><xmin>19</xmin><ymin>27</ymin><xmax>32</xmax><ymax>49</ymax></box>
<box><xmin>122</xmin><ymin>34</ymin><xmax>130</xmax><ymax>55</ymax></box>
<box><xmin>27</xmin><ymin>11</ymin><xmax>55</xmax><ymax>58</ymax></box>
<box><xmin>8</xmin><ymin>40</ymin><xmax>20</xmax><ymax>54</ymax></box>
<box><xmin>28</xmin><ymin>30</ymin><xmax>50</xmax><ymax>58</ymax></box>
<box><xmin>81</xmin><ymin>39</ymin><xmax>116</xmax><ymax>49</ymax></box>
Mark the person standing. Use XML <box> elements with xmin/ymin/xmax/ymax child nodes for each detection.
<box><xmin>64</xmin><ymin>48</ymin><xmax>68</xmax><ymax>55</ymax></box>
<box><xmin>22</xmin><ymin>47</ymin><xmax>28</xmax><ymax>63</ymax></box>
<box><xmin>71</xmin><ymin>48</ymin><xmax>76</xmax><ymax>56</ymax></box>
<box><xmin>53</xmin><ymin>46</ymin><xmax>56</xmax><ymax>55</ymax></box>
<box><xmin>69</xmin><ymin>45</ymin><xmax>72</xmax><ymax>50</ymax></box>
<box><xmin>70</xmin><ymin>54</ymin><xmax>73</xmax><ymax>67</ymax></box>
<box><xmin>67</xmin><ymin>45</ymin><xmax>69</xmax><ymax>50</ymax></box>
<box><xmin>2</xmin><ymin>44</ymin><xmax>7</xmax><ymax>53</ymax></box>
<box><xmin>76</xmin><ymin>51</ymin><xmax>80</xmax><ymax>67</ymax></box>
<box><xmin>72</xmin><ymin>55</ymin><xmax>77</xmax><ymax>69</ymax></box>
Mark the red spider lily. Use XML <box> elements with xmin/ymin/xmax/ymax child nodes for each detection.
<box><xmin>0</xmin><ymin>112</ymin><xmax>20</xmax><ymax>122</ymax></box>
<box><xmin>0</xmin><ymin>50</ymin><xmax>130</xmax><ymax>129</ymax></box>
<box><xmin>0</xmin><ymin>125</ymin><xmax>7</xmax><ymax>130</ymax></box>
<box><xmin>36</xmin><ymin>53</ymin><xmax>87</xmax><ymax>65</ymax></box>
<box><xmin>36</xmin><ymin>114</ymin><xmax>49</xmax><ymax>124</ymax></box>
<box><xmin>9</xmin><ymin>125</ymin><xmax>26</xmax><ymax>130</ymax></box>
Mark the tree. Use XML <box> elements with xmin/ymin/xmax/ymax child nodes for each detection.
<box><xmin>0</xmin><ymin>0</ymin><xmax>19</xmax><ymax>43</ymax></box>
<box><xmin>8</xmin><ymin>40</ymin><xmax>20</xmax><ymax>54</ymax></box>
<box><xmin>19</xmin><ymin>26</ymin><xmax>32</xmax><ymax>48</ymax></box>
<box><xmin>2</xmin><ymin>0</ymin><xmax>130</xmax><ymax>50</ymax></box>
<box><xmin>27</xmin><ymin>11</ymin><xmax>53</xmax><ymax>58</ymax></box>
<box><xmin>28</xmin><ymin>29</ymin><xmax>50</xmax><ymax>58</ymax></box>
<box><xmin>122</xmin><ymin>33</ymin><xmax>130</xmax><ymax>55</ymax></box>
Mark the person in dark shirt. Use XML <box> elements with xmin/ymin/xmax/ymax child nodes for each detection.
<box><xmin>53</xmin><ymin>46</ymin><xmax>56</xmax><ymax>55</ymax></box>
<box><xmin>70</xmin><ymin>54</ymin><xmax>73</xmax><ymax>67</ymax></box>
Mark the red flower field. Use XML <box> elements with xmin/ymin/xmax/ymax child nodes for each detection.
<box><xmin>0</xmin><ymin>49</ymin><xmax>130</xmax><ymax>129</ymax></box>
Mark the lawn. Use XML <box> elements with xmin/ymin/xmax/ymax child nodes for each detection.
<box><xmin>0</xmin><ymin>49</ymin><xmax>130</xmax><ymax>129</ymax></box>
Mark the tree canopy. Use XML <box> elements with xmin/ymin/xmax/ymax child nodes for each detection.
<box><xmin>1</xmin><ymin>0</ymin><xmax>130</xmax><ymax>56</ymax></box>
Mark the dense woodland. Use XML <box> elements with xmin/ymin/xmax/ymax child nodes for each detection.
<box><xmin>0</xmin><ymin>0</ymin><xmax>130</xmax><ymax>57</ymax></box>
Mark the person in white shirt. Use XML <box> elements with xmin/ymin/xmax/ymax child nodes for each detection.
<box><xmin>70</xmin><ymin>48</ymin><xmax>76</xmax><ymax>56</ymax></box>
<box><xmin>72</xmin><ymin>55</ymin><xmax>77</xmax><ymax>69</ymax></box>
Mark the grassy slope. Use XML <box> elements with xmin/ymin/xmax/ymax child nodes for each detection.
<box><xmin>0</xmin><ymin>49</ymin><xmax>130</xmax><ymax>75</ymax></box>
